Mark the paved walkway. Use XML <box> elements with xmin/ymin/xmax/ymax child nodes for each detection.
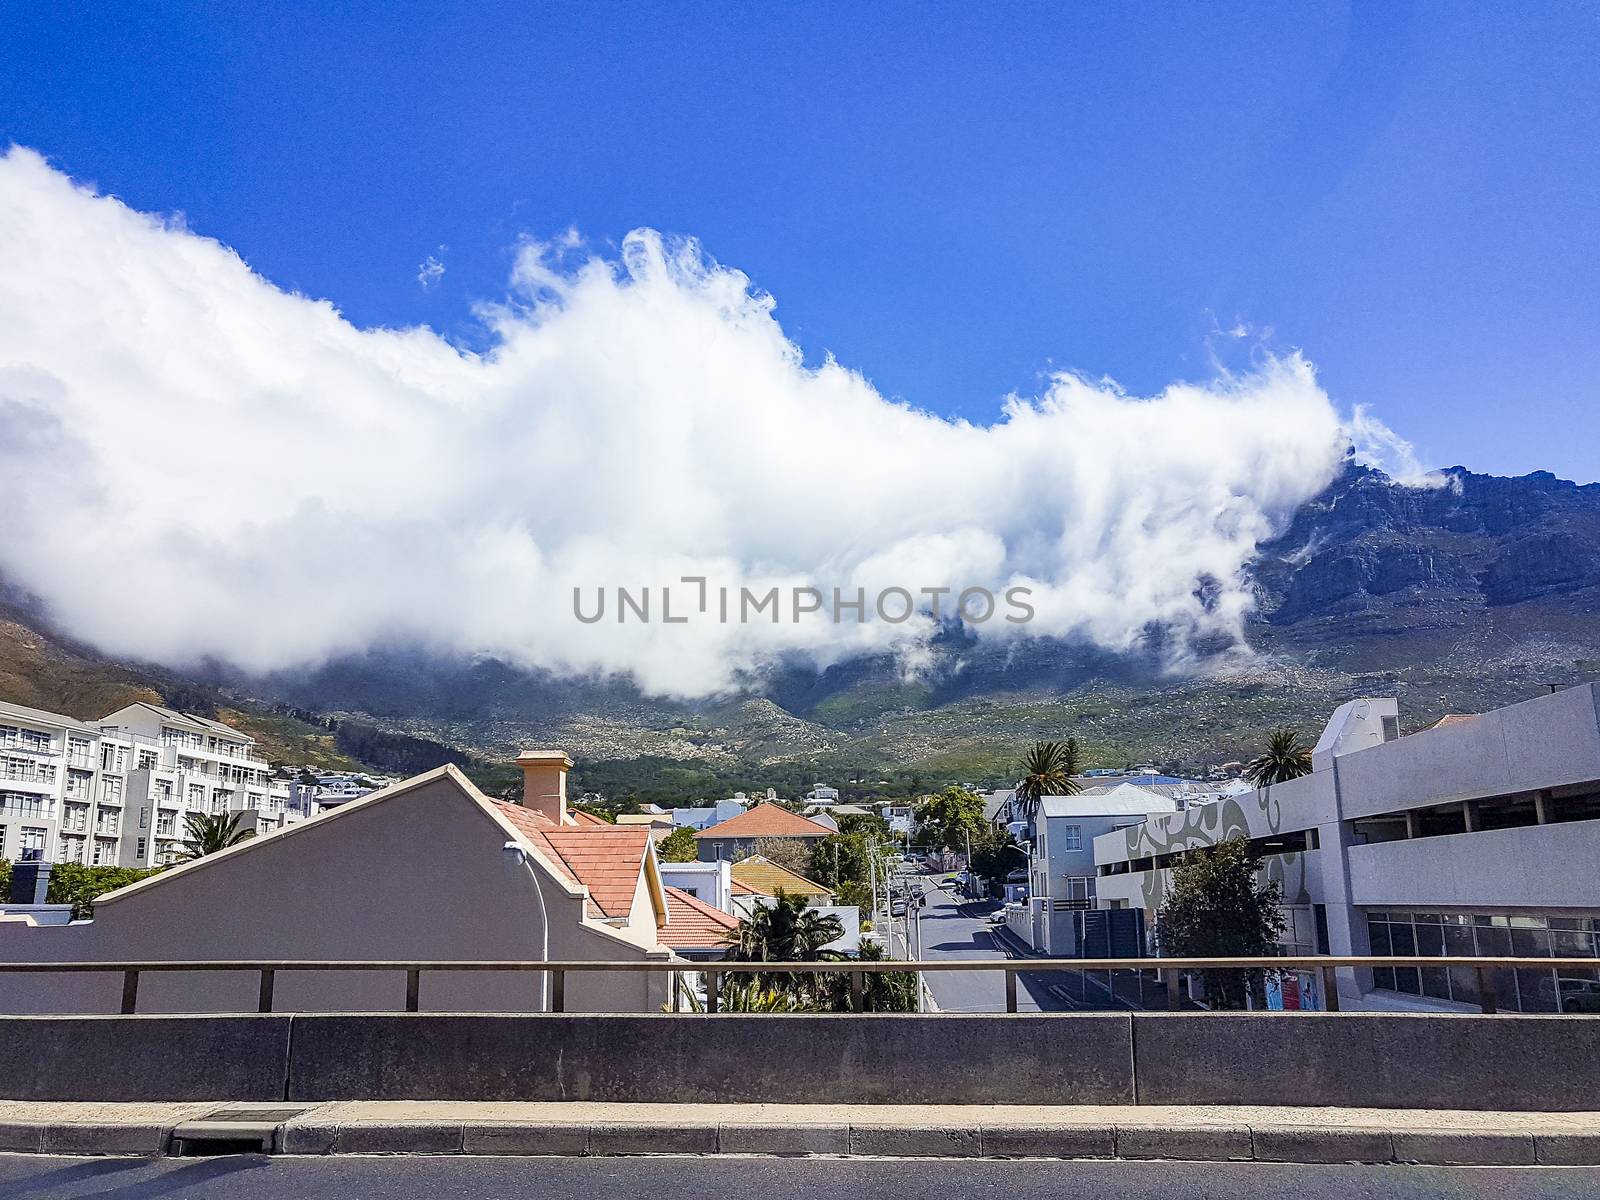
<box><xmin>3</xmin><ymin>1100</ymin><xmax>1598</xmax><ymax>1165</ymax></box>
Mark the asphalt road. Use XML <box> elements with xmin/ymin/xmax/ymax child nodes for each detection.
<box><xmin>892</xmin><ymin>875</ymin><xmax>1167</xmax><ymax>1013</ymax></box>
<box><xmin>889</xmin><ymin>877</ymin><xmax>1070</xmax><ymax>1013</ymax></box>
<box><xmin>2</xmin><ymin>1154</ymin><xmax>1594</xmax><ymax>1199</ymax></box>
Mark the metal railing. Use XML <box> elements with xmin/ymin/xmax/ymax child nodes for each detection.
<box><xmin>1</xmin><ymin>956</ymin><xmax>1596</xmax><ymax>1016</ymax></box>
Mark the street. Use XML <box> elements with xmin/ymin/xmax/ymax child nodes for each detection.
<box><xmin>889</xmin><ymin>874</ymin><xmax>1173</xmax><ymax>1013</ymax></box>
<box><xmin>0</xmin><ymin>1154</ymin><xmax>1591</xmax><ymax>1199</ymax></box>
<box><xmin>887</xmin><ymin>876</ymin><xmax>1073</xmax><ymax>1013</ymax></box>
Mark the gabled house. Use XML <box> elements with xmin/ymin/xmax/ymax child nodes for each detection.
<box><xmin>694</xmin><ymin>802</ymin><xmax>833</xmax><ymax>862</ymax></box>
<box><xmin>0</xmin><ymin>750</ymin><xmax>674</xmax><ymax>1014</ymax></box>
<box><xmin>728</xmin><ymin>855</ymin><xmax>835</xmax><ymax>911</ymax></box>
<box><xmin>661</xmin><ymin>885</ymin><xmax>741</xmax><ymax>961</ymax></box>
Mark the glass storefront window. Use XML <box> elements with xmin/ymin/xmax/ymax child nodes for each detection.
<box><xmin>1364</xmin><ymin>909</ymin><xmax>1599</xmax><ymax>1012</ymax></box>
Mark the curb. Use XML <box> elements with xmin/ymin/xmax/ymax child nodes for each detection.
<box><xmin>4</xmin><ymin>1116</ymin><xmax>1598</xmax><ymax>1165</ymax></box>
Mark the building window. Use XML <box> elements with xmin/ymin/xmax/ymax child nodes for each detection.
<box><xmin>1063</xmin><ymin>824</ymin><xmax>1082</xmax><ymax>852</ymax></box>
<box><xmin>1366</xmin><ymin>910</ymin><xmax>1600</xmax><ymax>1013</ymax></box>
<box><xmin>1063</xmin><ymin>876</ymin><xmax>1095</xmax><ymax>903</ymax></box>
<box><xmin>136</xmin><ymin>837</ymin><xmax>147</xmax><ymax>859</ymax></box>
<box><xmin>101</xmin><ymin>777</ymin><xmax>122</xmax><ymax>804</ymax></box>
<box><xmin>19</xmin><ymin>827</ymin><xmax>46</xmax><ymax>854</ymax></box>
<box><xmin>92</xmin><ymin>839</ymin><xmax>113</xmax><ymax>866</ymax></box>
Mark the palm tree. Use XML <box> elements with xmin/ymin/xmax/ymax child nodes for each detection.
<box><xmin>1013</xmin><ymin>738</ymin><xmax>1081</xmax><ymax>822</ymax></box>
<box><xmin>177</xmin><ymin>811</ymin><xmax>254</xmax><ymax>861</ymax></box>
<box><xmin>1243</xmin><ymin>728</ymin><xmax>1313</xmax><ymax>787</ymax></box>
<box><xmin>724</xmin><ymin>889</ymin><xmax>845</xmax><ymax>962</ymax></box>
<box><xmin>723</xmin><ymin>889</ymin><xmax>845</xmax><ymax>1004</ymax></box>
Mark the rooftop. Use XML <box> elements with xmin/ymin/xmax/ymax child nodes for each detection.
<box><xmin>492</xmin><ymin>801</ymin><xmax>651</xmax><ymax>919</ymax></box>
<box><xmin>729</xmin><ymin>855</ymin><xmax>833</xmax><ymax>899</ymax></box>
<box><xmin>662</xmin><ymin>885</ymin><xmax>741</xmax><ymax>949</ymax></box>
<box><xmin>695</xmin><ymin>802</ymin><xmax>833</xmax><ymax>841</ymax></box>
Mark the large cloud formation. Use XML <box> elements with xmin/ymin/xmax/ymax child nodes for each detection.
<box><xmin>0</xmin><ymin>147</ymin><xmax>1352</xmax><ymax>696</ymax></box>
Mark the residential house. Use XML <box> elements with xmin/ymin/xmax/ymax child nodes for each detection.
<box><xmin>658</xmin><ymin>859</ymin><xmax>735</xmax><ymax>911</ymax></box>
<box><xmin>0</xmin><ymin>749</ymin><xmax>675</xmax><ymax>1014</ymax></box>
<box><xmin>1013</xmin><ymin>785</ymin><xmax>1179</xmax><ymax>954</ymax></box>
<box><xmin>694</xmin><ymin>802</ymin><xmax>833</xmax><ymax>862</ymax></box>
<box><xmin>661</xmin><ymin>885</ymin><xmax>741</xmax><ymax>962</ymax></box>
<box><xmin>668</xmin><ymin>799</ymin><xmax>748</xmax><ymax>831</ymax></box>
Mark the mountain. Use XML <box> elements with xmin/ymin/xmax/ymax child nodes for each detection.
<box><xmin>4</xmin><ymin>463</ymin><xmax>1599</xmax><ymax>788</ymax></box>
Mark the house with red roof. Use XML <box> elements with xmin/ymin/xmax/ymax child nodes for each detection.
<box><xmin>0</xmin><ymin>750</ymin><xmax>710</xmax><ymax>1014</ymax></box>
<box><xmin>693</xmin><ymin>801</ymin><xmax>834</xmax><ymax>862</ymax></box>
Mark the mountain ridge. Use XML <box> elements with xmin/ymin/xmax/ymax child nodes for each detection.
<box><xmin>3</xmin><ymin>461</ymin><xmax>1598</xmax><ymax>783</ymax></box>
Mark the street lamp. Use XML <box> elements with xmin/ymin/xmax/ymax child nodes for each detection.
<box><xmin>501</xmin><ymin>841</ymin><xmax>551</xmax><ymax>1012</ymax></box>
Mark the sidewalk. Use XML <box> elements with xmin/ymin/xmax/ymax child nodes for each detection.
<box><xmin>3</xmin><ymin>1100</ymin><xmax>1598</xmax><ymax>1165</ymax></box>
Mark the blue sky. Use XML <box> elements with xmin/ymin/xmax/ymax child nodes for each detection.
<box><xmin>4</xmin><ymin>1</ymin><xmax>1597</xmax><ymax>482</ymax></box>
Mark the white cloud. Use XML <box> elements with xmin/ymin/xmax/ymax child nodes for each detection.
<box><xmin>1347</xmin><ymin>402</ymin><xmax>1448</xmax><ymax>488</ymax></box>
<box><xmin>0</xmin><ymin>147</ymin><xmax>1352</xmax><ymax>697</ymax></box>
<box><xmin>417</xmin><ymin>250</ymin><xmax>445</xmax><ymax>289</ymax></box>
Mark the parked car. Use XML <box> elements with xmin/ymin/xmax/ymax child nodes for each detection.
<box><xmin>1559</xmin><ymin>978</ymin><xmax>1600</xmax><ymax>1013</ymax></box>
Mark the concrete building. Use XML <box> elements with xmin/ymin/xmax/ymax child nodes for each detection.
<box><xmin>694</xmin><ymin>802</ymin><xmax>833</xmax><ymax>862</ymax></box>
<box><xmin>0</xmin><ymin>751</ymin><xmax>676</xmax><ymax>1014</ymax></box>
<box><xmin>1</xmin><ymin>699</ymin><xmax>294</xmax><ymax>872</ymax></box>
<box><xmin>1095</xmin><ymin>685</ymin><xmax>1600</xmax><ymax>1013</ymax></box>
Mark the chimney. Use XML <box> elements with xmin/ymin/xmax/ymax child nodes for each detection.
<box><xmin>9</xmin><ymin>849</ymin><xmax>52</xmax><ymax>906</ymax></box>
<box><xmin>516</xmin><ymin>750</ymin><xmax>572</xmax><ymax>825</ymax></box>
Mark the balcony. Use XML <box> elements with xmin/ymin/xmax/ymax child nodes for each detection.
<box><xmin>0</xmin><ymin>798</ymin><xmax>53</xmax><ymax>819</ymax></box>
<box><xmin>0</xmin><ymin>765</ymin><xmax>58</xmax><ymax>788</ymax></box>
<box><xmin>0</xmin><ymin>738</ymin><xmax>59</xmax><ymax>758</ymax></box>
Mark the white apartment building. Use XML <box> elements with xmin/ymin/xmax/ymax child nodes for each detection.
<box><xmin>0</xmin><ymin>700</ymin><xmax>292</xmax><ymax>871</ymax></box>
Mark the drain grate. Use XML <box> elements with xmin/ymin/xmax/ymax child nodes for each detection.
<box><xmin>197</xmin><ymin>1107</ymin><xmax>309</xmax><ymax>1123</ymax></box>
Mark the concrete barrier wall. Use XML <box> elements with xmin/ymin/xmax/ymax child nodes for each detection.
<box><xmin>1</xmin><ymin>1012</ymin><xmax>1596</xmax><ymax>1109</ymax></box>
<box><xmin>1132</xmin><ymin>1012</ymin><xmax>1600</xmax><ymax>1112</ymax></box>
<box><xmin>286</xmin><ymin>1013</ymin><xmax>1136</xmax><ymax>1104</ymax></box>
<box><xmin>0</xmin><ymin>1015</ymin><xmax>292</xmax><ymax>1101</ymax></box>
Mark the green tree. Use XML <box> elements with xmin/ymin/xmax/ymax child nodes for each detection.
<box><xmin>1015</xmin><ymin>738</ymin><xmax>1081</xmax><ymax>821</ymax></box>
<box><xmin>723</xmin><ymin>890</ymin><xmax>845</xmax><ymax>1003</ymax></box>
<box><xmin>836</xmin><ymin>812</ymin><xmax>889</xmax><ymax>839</ymax></box>
<box><xmin>725</xmin><ymin>890</ymin><xmax>845</xmax><ymax>962</ymax></box>
<box><xmin>1243</xmin><ymin>728</ymin><xmax>1314</xmax><ymax>787</ymax></box>
<box><xmin>177</xmin><ymin>811</ymin><xmax>253</xmax><ymax>861</ymax></box>
<box><xmin>1156</xmin><ymin>837</ymin><xmax>1287</xmax><ymax>1009</ymax></box>
<box><xmin>914</xmin><ymin>785</ymin><xmax>985</xmax><ymax>851</ymax></box>
<box><xmin>0</xmin><ymin>858</ymin><xmax>10</xmax><ymax>902</ymax></box>
<box><xmin>807</xmin><ymin>832</ymin><xmax>877</xmax><ymax>911</ymax></box>
<box><xmin>44</xmin><ymin>863</ymin><xmax>163</xmax><ymax>919</ymax></box>
<box><xmin>818</xmin><ymin>938</ymin><xmax>918</xmax><ymax>1012</ymax></box>
<box><xmin>967</xmin><ymin>826</ymin><xmax>1026</xmax><ymax>894</ymax></box>
<box><xmin>658</xmin><ymin>825</ymin><xmax>698</xmax><ymax>862</ymax></box>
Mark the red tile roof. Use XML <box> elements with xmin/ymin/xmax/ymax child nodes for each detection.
<box><xmin>694</xmin><ymin>802</ymin><xmax>833</xmax><ymax>841</ymax></box>
<box><xmin>662</xmin><ymin>885</ymin><xmax>741</xmax><ymax>949</ymax></box>
<box><xmin>492</xmin><ymin>801</ymin><xmax>651</xmax><ymax>919</ymax></box>
<box><xmin>569</xmin><ymin>807</ymin><xmax>612</xmax><ymax>827</ymax></box>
